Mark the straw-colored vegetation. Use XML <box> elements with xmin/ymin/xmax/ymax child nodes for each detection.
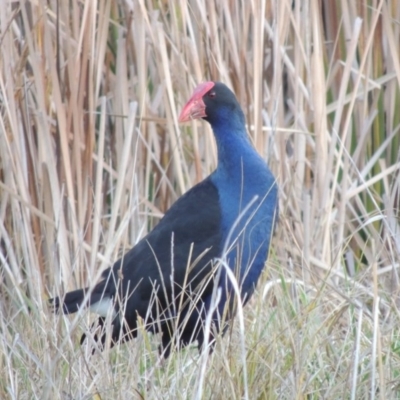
<box><xmin>1</xmin><ymin>0</ymin><xmax>399</xmax><ymax>398</ymax></box>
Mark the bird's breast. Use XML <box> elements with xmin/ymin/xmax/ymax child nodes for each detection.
<box><xmin>211</xmin><ymin>161</ymin><xmax>277</xmax><ymax>296</ymax></box>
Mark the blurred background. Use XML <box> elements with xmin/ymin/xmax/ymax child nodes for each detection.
<box><xmin>0</xmin><ymin>0</ymin><xmax>399</xmax><ymax>398</ymax></box>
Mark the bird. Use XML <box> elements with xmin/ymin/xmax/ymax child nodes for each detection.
<box><xmin>49</xmin><ymin>81</ymin><xmax>278</xmax><ymax>357</ymax></box>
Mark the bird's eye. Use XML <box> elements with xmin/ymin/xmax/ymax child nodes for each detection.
<box><xmin>208</xmin><ymin>91</ymin><xmax>216</xmax><ymax>98</ymax></box>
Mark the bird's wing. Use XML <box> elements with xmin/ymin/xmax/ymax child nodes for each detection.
<box><xmin>97</xmin><ymin>178</ymin><xmax>222</xmax><ymax>319</ymax></box>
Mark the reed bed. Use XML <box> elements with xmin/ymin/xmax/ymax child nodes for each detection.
<box><xmin>0</xmin><ymin>0</ymin><xmax>399</xmax><ymax>398</ymax></box>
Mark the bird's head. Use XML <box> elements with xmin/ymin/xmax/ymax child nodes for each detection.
<box><xmin>179</xmin><ymin>81</ymin><xmax>245</xmax><ymax>128</ymax></box>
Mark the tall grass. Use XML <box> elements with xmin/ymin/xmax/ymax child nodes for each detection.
<box><xmin>0</xmin><ymin>0</ymin><xmax>399</xmax><ymax>398</ymax></box>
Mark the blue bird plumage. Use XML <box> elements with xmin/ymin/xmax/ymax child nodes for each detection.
<box><xmin>205</xmin><ymin>83</ymin><xmax>277</xmax><ymax>315</ymax></box>
<box><xmin>49</xmin><ymin>81</ymin><xmax>278</xmax><ymax>357</ymax></box>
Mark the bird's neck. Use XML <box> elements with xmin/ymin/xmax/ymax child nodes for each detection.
<box><xmin>212</xmin><ymin>122</ymin><xmax>259</xmax><ymax>180</ymax></box>
<box><xmin>210</xmin><ymin>119</ymin><xmax>275</xmax><ymax>212</ymax></box>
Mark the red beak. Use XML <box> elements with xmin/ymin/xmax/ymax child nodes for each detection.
<box><xmin>178</xmin><ymin>81</ymin><xmax>215</xmax><ymax>123</ymax></box>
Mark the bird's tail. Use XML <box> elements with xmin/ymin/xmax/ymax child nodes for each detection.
<box><xmin>49</xmin><ymin>288</ymin><xmax>89</xmax><ymax>314</ymax></box>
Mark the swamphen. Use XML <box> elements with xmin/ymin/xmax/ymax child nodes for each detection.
<box><xmin>50</xmin><ymin>81</ymin><xmax>278</xmax><ymax>356</ymax></box>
